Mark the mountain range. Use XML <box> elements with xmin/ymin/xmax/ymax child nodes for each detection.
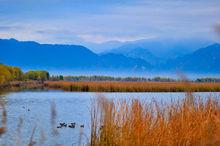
<box><xmin>86</xmin><ymin>38</ymin><xmax>214</xmax><ymax>59</ymax></box>
<box><xmin>166</xmin><ymin>43</ymin><xmax>220</xmax><ymax>73</ymax></box>
<box><xmin>0</xmin><ymin>38</ymin><xmax>219</xmax><ymax>74</ymax></box>
<box><xmin>0</xmin><ymin>38</ymin><xmax>150</xmax><ymax>71</ymax></box>
<box><xmin>104</xmin><ymin>43</ymin><xmax>164</xmax><ymax>66</ymax></box>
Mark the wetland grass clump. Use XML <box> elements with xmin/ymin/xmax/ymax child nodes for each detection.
<box><xmin>89</xmin><ymin>93</ymin><xmax>220</xmax><ymax>146</ymax></box>
<box><xmin>0</xmin><ymin>100</ymin><xmax>6</xmax><ymax>136</ymax></box>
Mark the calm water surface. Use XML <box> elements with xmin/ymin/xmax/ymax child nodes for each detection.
<box><xmin>0</xmin><ymin>91</ymin><xmax>219</xmax><ymax>145</ymax></box>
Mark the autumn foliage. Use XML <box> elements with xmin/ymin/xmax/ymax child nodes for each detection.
<box><xmin>0</xmin><ymin>64</ymin><xmax>49</xmax><ymax>86</ymax></box>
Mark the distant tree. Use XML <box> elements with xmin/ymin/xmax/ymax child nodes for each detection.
<box><xmin>37</xmin><ymin>71</ymin><xmax>50</xmax><ymax>81</ymax></box>
<box><xmin>24</xmin><ymin>70</ymin><xmax>49</xmax><ymax>81</ymax></box>
<box><xmin>0</xmin><ymin>64</ymin><xmax>13</xmax><ymax>84</ymax></box>
<box><xmin>24</xmin><ymin>71</ymin><xmax>37</xmax><ymax>80</ymax></box>
<box><xmin>7</xmin><ymin>66</ymin><xmax>23</xmax><ymax>80</ymax></box>
<box><xmin>196</xmin><ymin>78</ymin><xmax>220</xmax><ymax>83</ymax></box>
<box><xmin>59</xmin><ymin>75</ymin><xmax>64</xmax><ymax>80</ymax></box>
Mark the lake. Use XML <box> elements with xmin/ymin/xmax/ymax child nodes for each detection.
<box><xmin>0</xmin><ymin>91</ymin><xmax>219</xmax><ymax>145</ymax></box>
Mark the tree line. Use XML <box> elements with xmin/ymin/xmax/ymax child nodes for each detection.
<box><xmin>0</xmin><ymin>64</ymin><xmax>49</xmax><ymax>85</ymax></box>
<box><xmin>61</xmin><ymin>76</ymin><xmax>180</xmax><ymax>82</ymax></box>
<box><xmin>1</xmin><ymin>64</ymin><xmax>220</xmax><ymax>85</ymax></box>
<box><xmin>55</xmin><ymin>76</ymin><xmax>220</xmax><ymax>82</ymax></box>
<box><xmin>195</xmin><ymin>78</ymin><xmax>220</xmax><ymax>83</ymax></box>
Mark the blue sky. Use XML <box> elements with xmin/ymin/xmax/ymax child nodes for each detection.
<box><xmin>0</xmin><ymin>0</ymin><xmax>220</xmax><ymax>44</ymax></box>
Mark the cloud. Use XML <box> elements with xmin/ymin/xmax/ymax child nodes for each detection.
<box><xmin>0</xmin><ymin>0</ymin><xmax>220</xmax><ymax>43</ymax></box>
<box><xmin>78</xmin><ymin>34</ymin><xmax>156</xmax><ymax>43</ymax></box>
<box><xmin>0</xmin><ymin>25</ymin><xmax>23</xmax><ymax>31</ymax></box>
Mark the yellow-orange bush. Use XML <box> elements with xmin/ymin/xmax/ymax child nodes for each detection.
<box><xmin>90</xmin><ymin>93</ymin><xmax>220</xmax><ymax>146</ymax></box>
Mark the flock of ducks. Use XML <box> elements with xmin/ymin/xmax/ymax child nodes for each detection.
<box><xmin>22</xmin><ymin>106</ymin><xmax>30</xmax><ymax>111</ymax></box>
<box><xmin>57</xmin><ymin>122</ymin><xmax>84</xmax><ymax>129</ymax></box>
<box><xmin>22</xmin><ymin>106</ymin><xmax>85</xmax><ymax>129</ymax></box>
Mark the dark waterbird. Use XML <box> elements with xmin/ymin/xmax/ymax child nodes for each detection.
<box><xmin>68</xmin><ymin>123</ymin><xmax>76</xmax><ymax>128</ymax></box>
<box><xmin>59</xmin><ymin>122</ymin><xmax>67</xmax><ymax>128</ymax></box>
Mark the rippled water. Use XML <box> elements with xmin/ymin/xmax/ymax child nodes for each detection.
<box><xmin>0</xmin><ymin>91</ymin><xmax>219</xmax><ymax>145</ymax></box>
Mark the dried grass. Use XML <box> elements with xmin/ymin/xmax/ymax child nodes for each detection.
<box><xmin>89</xmin><ymin>93</ymin><xmax>220</xmax><ymax>146</ymax></box>
<box><xmin>45</xmin><ymin>81</ymin><xmax>220</xmax><ymax>92</ymax></box>
<box><xmin>0</xmin><ymin>100</ymin><xmax>6</xmax><ymax>136</ymax></box>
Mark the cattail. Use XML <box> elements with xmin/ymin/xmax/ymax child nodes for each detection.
<box><xmin>0</xmin><ymin>100</ymin><xmax>6</xmax><ymax>136</ymax></box>
<box><xmin>51</xmin><ymin>101</ymin><xmax>58</xmax><ymax>136</ymax></box>
<box><xmin>16</xmin><ymin>117</ymin><xmax>23</xmax><ymax>145</ymax></box>
<box><xmin>28</xmin><ymin>126</ymin><xmax>36</xmax><ymax>146</ymax></box>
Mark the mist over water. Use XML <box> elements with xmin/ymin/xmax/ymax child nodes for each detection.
<box><xmin>45</xmin><ymin>69</ymin><xmax>219</xmax><ymax>80</ymax></box>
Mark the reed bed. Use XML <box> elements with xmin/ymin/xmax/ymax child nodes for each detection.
<box><xmin>89</xmin><ymin>93</ymin><xmax>220</xmax><ymax>146</ymax></box>
<box><xmin>45</xmin><ymin>81</ymin><xmax>220</xmax><ymax>92</ymax></box>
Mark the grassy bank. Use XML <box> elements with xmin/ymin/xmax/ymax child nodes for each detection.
<box><xmin>89</xmin><ymin>93</ymin><xmax>220</xmax><ymax>146</ymax></box>
<box><xmin>1</xmin><ymin>81</ymin><xmax>220</xmax><ymax>92</ymax></box>
<box><xmin>0</xmin><ymin>81</ymin><xmax>44</xmax><ymax>92</ymax></box>
<box><xmin>44</xmin><ymin>81</ymin><xmax>220</xmax><ymax>92</ymax></box>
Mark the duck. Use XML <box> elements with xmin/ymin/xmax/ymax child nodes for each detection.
<box><xmin>68</xmin><ymin>123</ymin><xmax>76</xmax><ymax>128</ymax></box>
<box><xmin>59</xmin><ymin>122</ymin><xmax>65</xmax><ymax>126</ymax></box>
<box><xmin>80</xmin><ymin>124</ymin><xmax>84</xmax><ymax>128</ymax></box>
<box><xmin>59</xmin><ymin>122</ymin><xmax>67</xmax><ymax>127</ymax></box>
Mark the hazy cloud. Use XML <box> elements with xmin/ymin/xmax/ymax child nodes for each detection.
<box><xmin>0</xmin><ymin>0</ymin><xmax>220</xmax><ymax>43</ymax></box>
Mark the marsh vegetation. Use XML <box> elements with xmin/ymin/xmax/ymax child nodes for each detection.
<box><xmin>90</xmin><ymin>93</ymin><xmax>220</xmax><ymax>146</ymax></box>
<box><xmin>45</xmin><ymin>81</ymin><xmax>220</xmax><ymax>92</ymax></box>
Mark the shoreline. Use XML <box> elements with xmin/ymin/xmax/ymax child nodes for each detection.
<box><xmin>2</xmin><ymin>81</ymin><xmax>220</xmax><ymax>92</ymax></box>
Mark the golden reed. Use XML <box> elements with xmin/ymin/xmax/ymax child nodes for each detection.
<box><xmin>89</xmin><ymin>93</ymin><xmax>220</xmax><ymax>146</ymax></box>
<box><xmin>45</xmin><ymin>81</ymin><xmax>220</xmax><ymax>92</ymax></box>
